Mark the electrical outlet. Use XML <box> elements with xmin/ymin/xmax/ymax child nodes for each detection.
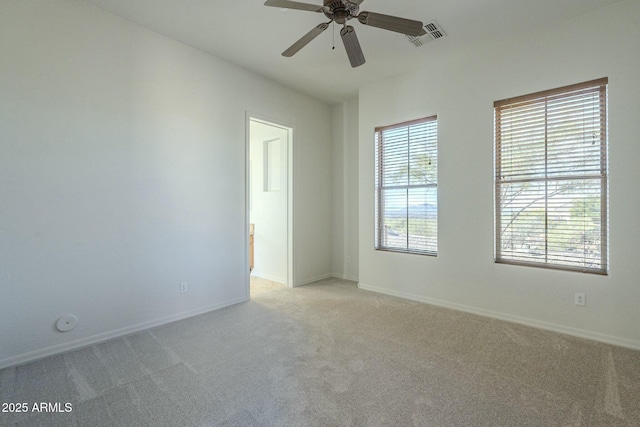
<box><xmin>180</xmin><ymin>282</ymin><xmax>188</xmax><ymax>294</ymax></box>
<box><xmin>575</xmin><ymin>292</ymin><xmax>586</xmax><ymax>306</ymax></box>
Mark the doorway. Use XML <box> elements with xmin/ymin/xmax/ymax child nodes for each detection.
<box><xmin>247</xmin><ymin>115</ymin><xmax>293</xmax><ymax>296</ymax></box>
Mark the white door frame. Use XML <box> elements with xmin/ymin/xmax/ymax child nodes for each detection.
<box><xmin>245</xmin><ymin>113</ymin><xmax>294</xmax><ymax>297</ymax></box>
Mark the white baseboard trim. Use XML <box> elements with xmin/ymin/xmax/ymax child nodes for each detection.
<box><xmin>250</xmin><ymin>271</ymin><xmax>286</xmax><ymax>284</ymax></box>
<box><xmin>332</xmin><ymin>273</ymin><xmax>359</xmax><ymax>282</ymax></box>
<box><xmin>358</xmin><ymin>282</ymin><xmax>640</xmax><ymax>351</ymax></box>
<box><xmin>295</xmin><ymin>273</ymin><xmax>333</xmax><ymax>287</ymax></box>
<box><xmin>0</xmin><ymin>296</ymin><xmax>248</xmax><ymax>370</ymax></box>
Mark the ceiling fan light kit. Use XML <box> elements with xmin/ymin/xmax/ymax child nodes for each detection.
<box><xmin>264</xmin><ymin>0</ymin><xmax>425</xmax><ymax>67</ymax></box>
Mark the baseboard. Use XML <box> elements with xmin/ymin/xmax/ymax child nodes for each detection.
<box><xmin>0</xmin><ymin>296</ymin><xmax>248</xmax><ymax>370</ymax></box>
<box><xmin>295</xmin><ymin>273</ymin><xmax>333</xmax><ymax>287</ymax></box>
<box><xmin>250</xmin><ymin>271</ymin><xmax>286</xmax><ymax>284</ymax></box>
<box><xmin>358</xmin><ymin>282</ymin><xmax>640</xmax><ymax>351</ymax></box>
<box><xmin>332</xmin><ymin>273</ymin><xmax>359</xmax><ymax>282</ymax></box>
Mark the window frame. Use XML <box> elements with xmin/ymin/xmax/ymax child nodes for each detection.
<box><xmin>494</xmin><ymin>78</ymin><xmax>608</xmax><ymax>274</ymax></box>
<box><xmin>375</xmin><ymin>115</ymin><xmax>438</xmax><ymax>256</ymax></box>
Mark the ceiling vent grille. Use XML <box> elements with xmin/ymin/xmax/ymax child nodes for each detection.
<box><xmin>407</xmin><ymin>20</ymin><xmax>446</xmax><ymax>47</ymax></box>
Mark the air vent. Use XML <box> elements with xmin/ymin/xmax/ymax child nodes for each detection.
<box><xmin>407</xmin><ymin>20</ymin><xmax>447</xmax><ymax>47</ymax></box>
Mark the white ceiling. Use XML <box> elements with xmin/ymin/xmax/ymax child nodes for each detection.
<box><xmin>84</xmin><ymin>0</ymin><xmax>622</xmax><ymax>104</ymax></box>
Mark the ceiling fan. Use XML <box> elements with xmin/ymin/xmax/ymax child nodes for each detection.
<box><xmin>264</xmin><ymin>0</ymin><xmax>426</xmax><ymax>67</ymax></box>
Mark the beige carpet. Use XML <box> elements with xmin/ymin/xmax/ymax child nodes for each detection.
<box><xmin>1</xmin><ymin>278</ymin><xmax>639</xmax><ymax>426</ymax></box>
<box><xmin>250</xmin><ymin>276</ymin><xmax>286</xmax><ymax>296</ymax></box>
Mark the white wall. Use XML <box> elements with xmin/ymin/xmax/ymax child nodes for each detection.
<box><xmin>0</xmin><ymin>0</ymin><xmax>332</xmax><ymax>368</ymax></box>
<box><xmin>250</xmin><ymin>120</ymin><xmax>288</xmax><ymax>283</ymax></box>
<box><xmin>332</xmin><ymin>98</ymin><xmax>359</xmax><ymax>281</ymax></box>
<box><xmin>358</xmin><ymin>0</ymin><xmax>640</xmax><ymax>349</ymax></box>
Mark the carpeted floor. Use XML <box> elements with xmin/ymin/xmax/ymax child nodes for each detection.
<box><xmin>1</xmin><ymin>278</ymin><xmax>639</xmax><ymax>426</ymax></box>
<box><xmin>250</xmin><ymin>276</ymin><xmax>286</xmax><ymax>296</ymax></box>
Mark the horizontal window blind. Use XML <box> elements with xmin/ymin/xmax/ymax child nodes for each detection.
<box><xmin>495</xmin><ymin>78</ymin><xmax>608</xmax><ymax>274</ymax></box>
<box><xmin>375</xmin><ymin>116</ymin><xmax>438</xmax><ymax>255</ymax></box>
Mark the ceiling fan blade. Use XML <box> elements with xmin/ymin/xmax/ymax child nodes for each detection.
<box><xmin>346</xmin><ymin>0</ymin><xmax>365</xmax><ymax>4</ymax></box>
<box><xmin>264</xmin><ymin>0</ymin><xmax>326</xmax><ymax>12</ymax></box>
<box><xmin>357</xmin><ymin>11</ymin><xmax>424</xmax><ymax>36</ymax></box>
<box><xmin>340</xmin><ymin>25</ymin><xmax>366</xmax><ymax>68</ymax></box>
<box><xmin>282</xmin><ymin>23</ymin><xmax>330</xmax><ymax>57</ymax></box>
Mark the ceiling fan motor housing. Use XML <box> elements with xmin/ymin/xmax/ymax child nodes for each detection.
<box><xmin>323</xmin><ymin>0</ymin><xmax>360</xmax><ymax>24</ymax></box>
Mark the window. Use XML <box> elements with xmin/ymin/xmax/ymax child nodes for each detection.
<box><xmin>494</xmin><ymin>78</ymin><xmax>608</xmax><ymax>274</ymax></box>
<box><xmin>375</xmin><ymin>116</ymin><xmax>438</xmax><ymax>255</ymax></box>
